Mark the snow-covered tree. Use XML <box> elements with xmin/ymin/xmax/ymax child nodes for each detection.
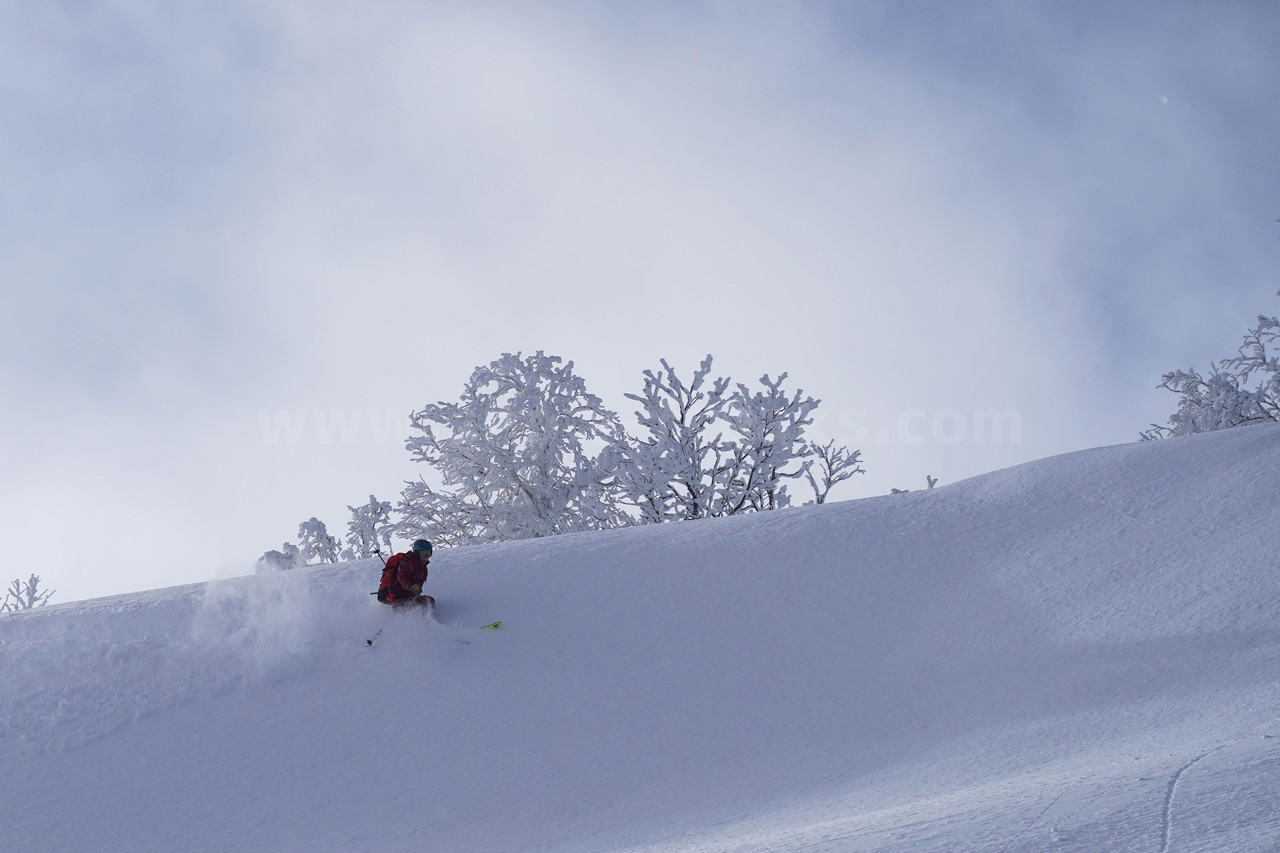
<box><xmin>1232</xmin><ymin>310</ymin><xmax>1280</xmax><ymax>409</ymax></box>
<box><xmin>717</xmin><ymin>373</ymin><xmax>820</xmax><ymax>513</ymax></box>
<box><xmin>274</xmin><ymin>353</ymin><xmax>863</xmax><ymax>551</ymax></box>
<box><xmin>398</xmin><ymin>351</ymin><xmax>631</xmax><ymax>545</ymax></box>
<box><xmin>613</xmin><ymin>357</ymin><xmax>852</xmax><ymax>518</ymax></box>
<box><xmin>1143</xmin><ymin>296</ymin><xmax>1280</xmax><ymax>439</ymax></box>
<box><xmin>1</xmin><ymin>574</ymin><xmax>55</xmax><ymax>612</ymax></box>
<box><xmin>611</xmin><ymin>355</ymin><xmax>732</xmax><ymax>522</ymax></box>
<box><xmin>343</xmin><ymin>495</ymin><xmax>394</xmax><ymax>560</ymax></box>
<box><xmin>805</xmin><ymin>440</ymin><xmax>866</xmax><ymax>504</ymax></box>
<box><xmin>297</xmin><ymin>517</ymin><xmax>340</xmax><ymax>564</ymax></box>
<box><xmin>256</xmin><ymin>543</ymin><xmax>303</xmax><ymax>573</ymax></box>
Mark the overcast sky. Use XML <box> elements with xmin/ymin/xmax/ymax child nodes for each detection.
<box><xmin>3</xmin><ymin>0</ymin><xmax>1279</xmax><ymax>602</ymax></box>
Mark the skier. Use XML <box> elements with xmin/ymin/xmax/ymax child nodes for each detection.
<box><xmin>376</xmin><ymin>539</ymin><xmax>435</xmax><ymax>609</ymax></box>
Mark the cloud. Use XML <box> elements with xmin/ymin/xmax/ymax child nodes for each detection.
<box><xmin>3</xmin><ymin>1</ymin><xmax>1278</xmax><ymax>599</ymax></box>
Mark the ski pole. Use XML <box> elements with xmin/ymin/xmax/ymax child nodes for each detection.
<box><xmin>367</xmin><ymin>613</ymin><xmax>394</xmax><ymax>646</ymax></box>
<box><xmin>367</xmin><ymin>548</ymin><xmax>393</xmax><ymax>646</ymax></box>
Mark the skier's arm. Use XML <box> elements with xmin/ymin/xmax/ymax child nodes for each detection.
<box><xmin>396</xmin><ymin>559</ymin><xmax>426</xmax><ymax>591</ymax></box>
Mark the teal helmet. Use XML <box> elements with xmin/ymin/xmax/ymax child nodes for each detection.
<box><xmin>411</xmin><ymin>539</ymin><xmax>433</xmax><ymax>555</ymax></box>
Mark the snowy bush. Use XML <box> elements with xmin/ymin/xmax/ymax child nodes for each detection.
<box><xmin>1</xmin><ymin>574</ymin><xmax>55</xmax><ymax>612</ymax></box>
<box><xmin>805</xmin><ymin>440</ymin><xmax>867</xmax><ymax>504</ymax></box>
<box><xmin>398</xmin><ymin>351</ymin><xmax>631</xmax><ymax>545</ymax></box>
<box><xmin>255</xmin><ymin>543</ymin><xmax>302</xmax><ymax>573</ymax></box>
<box><xmin>609</xmin><ymin>356</ymin><xmax>733</xmax><ymax>522</ymax></box>
<box><xmin>297</xmin><ymin>518</ymin><xmax>341</xmax><ymax>564</ymax></box>
<box><xmin>610</xmin><ymin>356</ymin><xmax>860</xmax><ymax>518</ymax></box>
<box><xmin>268</xmin><ymin>352</ymin><xmax>866</xmax><ymax>556</ymax></box>
<box><xmin>890</xmin><ymin>475</ymin><xmax>938</xmax><ymax>495</ymax></box>
<box><xmin>717</xmin><ymin>372</ymin><xmax>821</xmax><ymax>513</ymax></box>
<box><xmin>343</xmin><ymin>495</ymin><xmax>393</xmax><ymax>560</ymax></box>
<box><xmin>1144</xmin><ymin>295</ymin><xmax>1280</xmax><ymax>439</ymax></box>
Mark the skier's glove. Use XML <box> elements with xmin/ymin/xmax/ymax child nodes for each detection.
<box><xmin>409</xmin><ymin>584</ymin><xmax>422</xmax><ymax>595</ymax></box>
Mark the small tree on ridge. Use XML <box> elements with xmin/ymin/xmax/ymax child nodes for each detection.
<box><xmin>2</xmin><ymin>575</ymin><xmax>54</xmax><ymax>612</ymax></box>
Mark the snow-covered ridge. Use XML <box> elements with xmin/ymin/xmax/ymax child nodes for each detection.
<box><xmin>5</xmin><ymin>425</ymin><xmax>1280</xmax><ymax>852</ymax></box>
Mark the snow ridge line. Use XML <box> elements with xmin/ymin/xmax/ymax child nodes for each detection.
<box><xmin>1158</xmin><ymin>744</ymin><xmax>1227</xmax><ymax>853</ymax></box>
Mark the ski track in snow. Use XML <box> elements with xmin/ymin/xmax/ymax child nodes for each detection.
<box><xmin>1158</xmin><ymin>744</ymin><xmax>1227</xmax><ymax>853</ymax></box>
<box><xmin>1143</xmin><ymin>735</ymin><xmax>1280</xmax><ymax>853</ymax></box>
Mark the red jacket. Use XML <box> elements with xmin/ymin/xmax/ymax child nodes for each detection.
<box><xmin>382</xmin><ymin>551</ymin><xmax>429</xmax><ymax>601</ymax></box>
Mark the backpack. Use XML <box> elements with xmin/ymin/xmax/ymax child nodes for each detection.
<box><xmin>374</xmin><ymin>553</ymin><xmax>407</xmax><ymax>603</ymax></box>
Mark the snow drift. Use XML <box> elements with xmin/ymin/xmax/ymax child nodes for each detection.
<box><xmin>4</xmin><ymin>425</ymin><xmax>1280</xmax><ymax>852</ymax></box>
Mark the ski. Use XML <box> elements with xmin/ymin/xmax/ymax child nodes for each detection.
<box><xmin>365</xmin><ymin>615</ymin><xmax>502</xmax><ymax>647</ymax></box>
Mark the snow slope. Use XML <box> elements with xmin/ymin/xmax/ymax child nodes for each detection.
<box><xmin>4</xmin><ymin>425</ymin><xmax>1280</xmax><ymax>852</ymax></box>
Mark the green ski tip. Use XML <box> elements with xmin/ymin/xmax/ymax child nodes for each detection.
<box><xmin>481</xmin><ymin>621</ymin><xmax>502</xmax><ymax>630</ymax></box>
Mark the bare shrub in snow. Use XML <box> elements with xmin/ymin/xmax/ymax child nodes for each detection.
<box><xmin>889</xmin><ymin>475</ymin><xmax>939</xmax><ymax>495</ymax></box>
<box><xmin>2</xmin><ymin>574</ymin><xmax>55</xmax><ymax>612</ymax></box>
<box><xmin>1144</xmin><ymin>295</ymin><xmax>1280</xmax><ymax>439</ymax></box>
